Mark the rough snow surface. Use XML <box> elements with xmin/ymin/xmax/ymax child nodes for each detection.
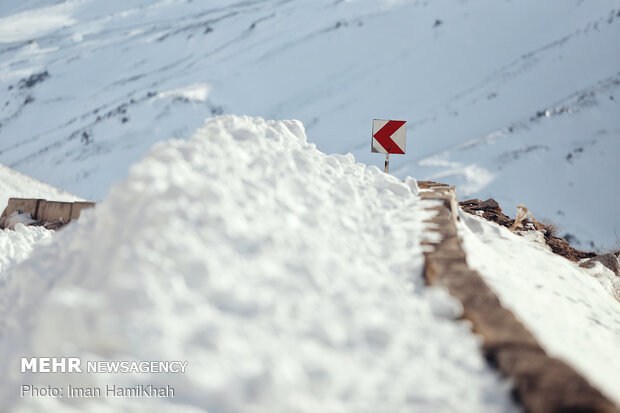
<box><xmin>3</xmin><ymin>211</ymin><xmax>36</xmax><ymax>229</ymax></box>
<box><xmin>0</xmin><ymin>224</ymin><xmax>53</xmax><ymax>277</ymax></box>
<box><xmin>458</xmin><ymin>211</ymin><xmax>620</xmax><ymax>406</ymax></box>
<box><xmin>0</xmin><ymin>116</ymin><xmax>518</xmax><ymax>412</ymax></box>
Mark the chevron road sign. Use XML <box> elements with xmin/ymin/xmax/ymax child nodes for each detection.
<box><xmin>371</xmin><ymin>119</ymin><xmax>407</xmax><ymax>173</ymax></box>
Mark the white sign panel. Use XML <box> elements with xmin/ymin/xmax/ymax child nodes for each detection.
<box><xmin>371</xmin><ymin>119</ymin><xmax>407</xmax><ymax>154</ymax></box>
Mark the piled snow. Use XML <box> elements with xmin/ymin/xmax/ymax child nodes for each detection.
<box><xmin>0</xmin><ymin>224</ymin><xmax>52</xmax><ymax>277</ymax></box>
<box><xmin>0</xmin><ymin>116</ymin><xmax>517</xmax><ymax>412</ymax></box>
<box><xmin>458</xmin><ymin>212</ymin><xmax>620</xmax><ymax>406</ymax></box>
<box><xmin>3</xmin><ymin>211</ymin><xmax>36</xmax><ymax>229</ymax></box>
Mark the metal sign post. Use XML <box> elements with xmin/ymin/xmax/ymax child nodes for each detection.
<box><xmin>371</xmin><ymin>119</ymin><xmax>407</xmax><ymax>173</ymax></box>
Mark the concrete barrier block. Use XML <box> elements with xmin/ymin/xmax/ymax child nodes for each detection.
<box><xmin>38</xmin><ymin>201</ymin><xmax>74</xmax><ymax>223</ymax></box>
<box><xmin>1</xmin><ymin>198</ymin><xmax>43</xmax><ymax>218</ymax></box>
<box><xmin>70</xmin><ymin>202</ymin><xmax>95</xmax><ymax>220</ymax></box>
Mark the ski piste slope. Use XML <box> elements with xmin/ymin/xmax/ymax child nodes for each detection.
<box><xmin>0</xmin><ymin>163</ymin><xmax>81</xmax><ymax>277</ymax></box>
<box><xmin>0</xmin><ymin>0</ymin><xmax>618</xmax><ymax>249</ymax></box>
<box><xmin>0</xmin><ymin>116</ymin><xmax>519</xmax><ymax>412</ymax></box>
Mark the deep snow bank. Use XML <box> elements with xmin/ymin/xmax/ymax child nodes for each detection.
<box><xmin>458</xmin><ymin>212</ymin><xmax>620</xmax><ymax>406</ymax></box>
<box><xmin>0</xmin><ymin>224</ymin><xmax>53</xmax><ymax>278</ymax></box>
<box><xmin>0</xmin><ymin>116</ymin><xmax>517</xmax><ymax>412</ymax></box>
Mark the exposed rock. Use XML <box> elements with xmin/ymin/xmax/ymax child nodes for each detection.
<box><xmin>546</xmin><ymin>235</ymin><xmax>597</xmax><ymax>262</ymax></box>
<box><xmin>18</xmin><ymin>71</ymin><xmax>50</xmax><ymax>89</ymax></box>
<box><xmin>460</xmin><ymin>198</ymin><xmax>514</xmax><ymax>228</ymax></box>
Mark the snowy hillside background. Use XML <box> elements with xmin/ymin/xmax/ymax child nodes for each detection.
<box><xmin>0</xmin><ymin>0</ymin><xmax>619</xmax><ymax>249</ymax></box>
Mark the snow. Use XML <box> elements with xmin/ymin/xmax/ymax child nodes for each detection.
<box><xmin>0</xmin><ymin>0</ymin><xmax>618</xmax><ymax>249</ymax></box>
<box><xmin>458</xmin><ymin>211</ymin><xmax>620</xmax><ymax>406</ymax></box>
<box><xmin>0</xmin><ymin>115</ymin><xmax>518</xmax><ymax>412</ymax></box>
<box><xmin>0</xmin><ymin>224</ymin><xmax>52</xmax><ymax>277</ymax></box>
<box><xmin>157</xmin><ymin>83</ymin><xmax>212</xmax><ymax>103</ymax></box>
<box><xmin>0</xmin><ymin>2</ymin><xmax>77</xmax><ymax>43</ymax></box>
<box><xmin>0</xmin><ymin>0</ymin><xmax>617</xmax><ymax>407</ymax></box>
<box><xmin>3</xmin><ymin>211</ymin><xmax>36</xmax><ymax>229</ymax></box>
<box><xmin>579</xmin><ymin>259</ymin><xmax>620</xmax><ymax>304</ymax></box>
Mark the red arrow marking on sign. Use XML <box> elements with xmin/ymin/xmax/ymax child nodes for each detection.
<box><xmin>373</xmin><ymin>120</ymin><xmax>406</xmax><ymax>154</ymax></box>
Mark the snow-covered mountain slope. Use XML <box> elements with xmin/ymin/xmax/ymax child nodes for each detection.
<box><xmin>0</xmin><ymin>0</ymin><xmax>618</xmax><ymax>248</ymax></box>
<box><xmin>0</xmin><ymin>116</ymin><xmax>519</xmax><ymax>412</ymax></box>
<box><xmin>459</xmin><ymin>211</ymin><xmax>620</xmax><ymax>406</ymax></box>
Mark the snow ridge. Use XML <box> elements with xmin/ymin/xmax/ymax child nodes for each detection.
<box><xmin>0</xmin><ymin>116</ymin><xmax>517</xmax><ymax>412</ymax></box>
